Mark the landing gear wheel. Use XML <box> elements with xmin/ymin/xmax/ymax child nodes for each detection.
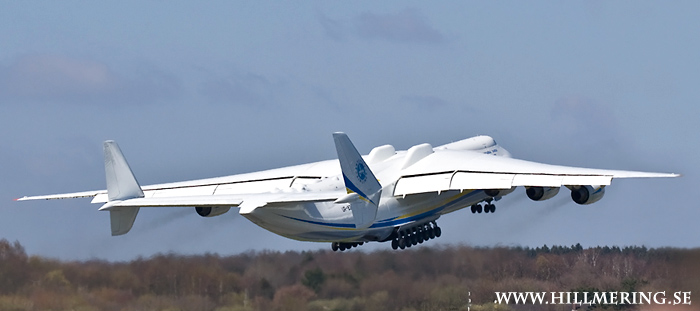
<box><xmin>435</xmin><ymin>227</ymin><xmax>442</xmax><ymax>237</ymax></box>
<box><xmin>477</xmin><ymin>205</ymin><xmax>483</xmax><ymax>213</ymax></box>
<box><xmin>398</xmin><ymin>238</ymin><xmax>406</xmax><ymax>249</ymax></box>
<box><xmin>391</xmin><ymin>239</ymin><xmax>398</xmax><ymax>250</ymax></box>
<box><xmin>332</xmin><ymin>242</ymin><xmax>339</xmax><ymax>252</ymax></box>
<box><xmin>428</xmin><ymin>227</ymin><xmax>436</xmax><ymax>239</ymax></box>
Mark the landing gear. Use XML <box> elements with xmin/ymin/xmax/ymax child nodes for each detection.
<box><xmin>390</xmin><ymin>221</ymin><xmax>441</xmax><ymax>251</ymax></box>
<box><xmin>471</xmin><ymin>199</ymin><xmax>496</xmax><ymax>214</ymax></box>
<box><xmin>331</xmin><ymin>241</ymin><xmax>364</xmax><ymax>252</ymax></box>
<box><xmin>333</xmin><ymin>221</ymin><xmax>444</xmax><ymax>252</ymax></box>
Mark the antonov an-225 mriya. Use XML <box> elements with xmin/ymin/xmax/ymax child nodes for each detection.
<box><xmin>17</xmin><ymin>133</ymin><xmax>678</xmax><ymax>251</ymax></box>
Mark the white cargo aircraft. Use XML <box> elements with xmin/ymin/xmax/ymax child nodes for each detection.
<box><xmin>17</xmin><ymin>133</ymin><xmax>678</xmax><ymax>251</ymax></box>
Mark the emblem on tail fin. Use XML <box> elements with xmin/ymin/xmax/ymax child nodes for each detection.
<box><xmin>356</xmin><ymin>161</ymin><xmax>368</xmax><ymax>183</ymax></box>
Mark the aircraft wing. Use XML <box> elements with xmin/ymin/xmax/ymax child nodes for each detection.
<box><xmin>15</xmin><ymin>189</ymin><xmax>106</xmax><ymax>201</ymax></box>
<box><xmin>17</xmin><ymin>161</ymin><xmax>340</xmax><ymax>204</ymax></box>
<box><xmin>18</xmin><ymin>187</ymin><xmax>342</xmax><ymax>213</ymax></box>
<box><xmin>394</xmin><ymin>150</ymin><xmax>679</xmax><ymax>196</ymax></box>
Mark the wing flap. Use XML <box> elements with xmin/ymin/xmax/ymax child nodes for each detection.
<box><xmin>511</xmin><ymin>174</ymin><xmax>613</xmax><ymax>187</ymax></box>
<box><xmin>394</xmin><ymin>173</ymin><xmax>452</xmax><ymax>196</ymax></box>
<box><xmin>151</xmin><ymin>185</ymin><xmax>217</xmax><ymax>198</ymax></box>
<box><xmin>98</xmin><ymin>191</ymin><xmax>343</xmax><ymax>210</ymax></box>
<box><xmin>451</xmin><ymin>172</ymin><xmax>515</xmax><ymax>190</ymax></box>
<box><xmin>511</xmin><ymin>174</ymin><xmax>564</xmax><ymax>187</ymax></box>
<box><xmin>99</xmin><ymin>196</ymin><xmax>244</xmax><ymax>209</ymax></box>
<box><xmin>561</xmin><ymin>175</ymin><xmax>612</xmax><ymax>186</ymax></box>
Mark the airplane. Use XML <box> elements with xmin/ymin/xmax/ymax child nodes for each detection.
<box><xmin>17</xmin><ymin>133</ymin><xmax>679</xmax><ymax>251</ymax></box>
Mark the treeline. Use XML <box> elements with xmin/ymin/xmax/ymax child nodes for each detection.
<box><xmin>0</xmin><ymin>239</ymin><xmax>698</xmax><ymax>311</ymax></box>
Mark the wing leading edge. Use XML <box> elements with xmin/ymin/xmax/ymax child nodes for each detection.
<box><xmin>393</xmin><ymin>149</ymin><xmax>678</xmax><ymax>196</ymax></box>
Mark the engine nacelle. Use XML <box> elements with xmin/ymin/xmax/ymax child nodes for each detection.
<box><xmin>570</xmin><ymin>185</ymin><xmax>605</xmax><ymax>205</ymax></box>
<box><xmin>526</xmin><ymin>186</ymin><xmax>560</xmax><ymax>201</ymax></box>
<box><xmin>195</xmin><ymin>206</ymin><xmax>231</xmax><ymax>217</ymax></box>
<box><xmin>484</xmin><ymin>187</ymin><xmax>516</xmax><ymax>198</ymax></box>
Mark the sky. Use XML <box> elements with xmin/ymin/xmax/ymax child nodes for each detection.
<box><xmin>0</xmin><ymin>1</ymin><xmax>698</xmax><ymax>261</ymax></box>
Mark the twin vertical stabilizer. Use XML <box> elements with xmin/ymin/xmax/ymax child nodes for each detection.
<box><xmin>103</xmin><ymin>141</ymin><xmax>144</xmax><ymax>236</ymax></box>
<box><xmin>332</xmin><ymin>133</ymin><xmax>382</xmax><ymax>229</ymax></box>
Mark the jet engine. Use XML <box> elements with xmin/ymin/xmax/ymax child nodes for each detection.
<box><xmin>570</xmin><ymin>186</ymin><xmax>605</xmax><ymax>205</ymax></box>
<box><xmin>526</xmin><ymin>186</ymin><xmax>560</xmax><ymax>201</ymax></box>
<box><xmin>195</xmin><ymin>206</ymin><xmax>231</xmax><ymax>217</ymax></box>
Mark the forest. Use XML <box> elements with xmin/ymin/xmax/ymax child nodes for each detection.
<box><xmin>0</xmin><ymin>239</ymin><xmax>698</xmax><ymax>311</ymax></box>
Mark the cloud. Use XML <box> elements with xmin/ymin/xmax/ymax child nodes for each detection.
<box><xmin>549</xmin><ymin>96</ymin><xmax>625</xmax><ymax>154</ymax></box>
<box><xmin>199</xmin><ymin>71</ymin><xmax>279</xmax><ymax>106</ymax></box>
<box><xmin>354</xmin><ymin>9</ymin><xmax>445</xmax><ymax>44</ymax></box>
<box><xmin>317</xmin><ymin>13</ymin><xmax>347</xmax><ymax>41</ymax></box>
<box><xmin>0</xmin><ymin>55</ymin><xmax>181</xmax><ymax>105</ymax></box>
<box><xmin>400</xmin><ymin>95</ymin><xmax>449</xmax><ymax>110</ymax></box>
<box><xmin>550</xmin><ymin>96</ymin><xmax>617</xmax><ymax>136</ymax></box>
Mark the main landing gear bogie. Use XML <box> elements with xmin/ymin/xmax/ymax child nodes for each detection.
<box><xmin>330</xmin><ymin>221</ymin><xmax>442</xmax><ymax>252</ymax></box>
<box><xmin>331</xmin><ymin>241</ymin><xmax>364</xmax><ymax>252</ymax></box>
<box><xmin>391</xmin><ymin>221</ymin><xmax>441</xmax><ymax>250</ymax></box>
<box><xmin>471</xmin><ymin>200</ymin><xmax>496</xmax><ymax>214</ymax></box>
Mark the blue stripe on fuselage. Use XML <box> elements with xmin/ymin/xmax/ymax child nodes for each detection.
<box><xmin>282</xmin><ymin>215</ymin><xmax>358</xmax><ymax>228</ymax></box>
<box><xmin>279</xmin><ymin>190</ymin><xmax>482</xmax><ymax>230</ymax></box>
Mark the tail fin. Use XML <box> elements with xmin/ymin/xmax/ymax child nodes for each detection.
<box><xmin>104</xmin><ymin>141</ymin><xmax>144</xmax><ymax>201</ymax></box>
<box><xmin>103</xmin><ymin>141</ymin><xmax>144</xmax><ymax>236</ymax></box>
<box><xmin>333</xmin><ymin>133</ymin><xmax>382</xmax><ymax>228</ymax></box>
